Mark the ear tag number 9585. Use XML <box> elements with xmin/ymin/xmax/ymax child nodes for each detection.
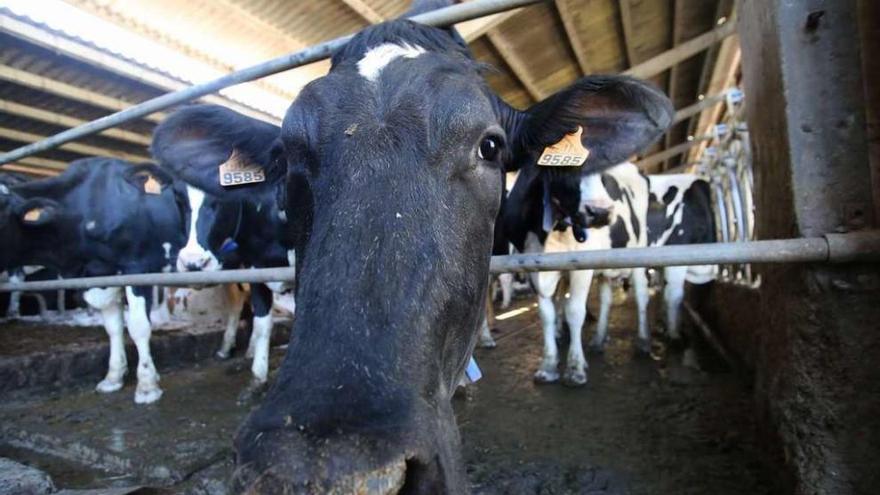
<box><xmin>219</xmin><ymin>149</ymin><xmax>266</xmax><ymax>187</ymax></box>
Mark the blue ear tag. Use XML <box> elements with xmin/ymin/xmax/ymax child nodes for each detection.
<box><xmin>219</xmin><ymin>238</ymin><xmax>238</xmax><ymax>254</ymax></box>
<box><xmin>542</xmin><ymin>180</ymin><xmax>554</xmax><ymax>233</ymax></box>
<box><xmin>465</xmin><ymin>357</ymin><xmax>482</xmax><ymax>383</ymax></box>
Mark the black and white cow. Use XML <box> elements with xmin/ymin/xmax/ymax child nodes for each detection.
<box><xmin>0</xmin><ymin>158</ymin><xmax>186</xmax><ymax>403</ymax></box>
<box><xmin>504</xmin><ymin>161</ymin><xmax>652</xmax><ymax>385</ymax></box>
<box><xmin>644</xmin><ymin>174</ymin><xmax>717</xmax><ymax>339</ymax></box>
<box><xmin>153</xmin><ymin>2</ymin><xmax>672</xmax><ymax>490</ymax></box>
<box><xmin>152</xmin><ymin>104</ymin><xmax>297</xmax><ymax>389</ymax></box>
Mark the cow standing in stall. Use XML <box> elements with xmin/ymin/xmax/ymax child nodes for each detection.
<box><xmin>504</xmin><ymin>161</ymin><xmax>652</xmax><ymax>385</ymax></box>
<box><xmin>0</xmin><ymin>158</ymin><xmax>186</xmax><ymax>403</ymax></box>
<box><xmin>158</xmin><ymin>1</ymin><xmax>672</xmax><ymax>489</ymax></box>
<box><xmin>152</xmin><ymin>104</ymin><xmax>297</xmax><ymax>394</ymax></box>
<box><xmin>588</xmin><ymin>172</ymin><xmax>717</xmax><ymax>352</ymax></box>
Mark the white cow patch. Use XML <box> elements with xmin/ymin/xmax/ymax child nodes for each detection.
<box><xmin>358</xmin><ymin>43</ymin><xmax>426</xmax><ymax>82</ymax></box>
<box><xmin>178</xmin><ymin>186</ymin><xmax>220</xmax><ymax>272</ymax></box>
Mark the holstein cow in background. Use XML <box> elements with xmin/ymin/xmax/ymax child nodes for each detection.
<box><xmin>0</xmin><ymin>158</ymin><xmax>186</xmax><ymax>403</ymax></box>
<box><xmin>588</xmin><ymin>172</ymin><xmax>717</xmax><ymax>353</ymax></box>
<box><xmin>644</xmin><ymin>174</ymin><xmax>717</xmax><ymax>340</ymax></box>
<box><xmin>157</xmin><ymin>2</ymin><xmax>672</xmax><ymax>490</ymax></box>
<box><xmin>504</xmin><ymin>162</ymin><xmax>652</xmax><ymax>386</ymax></box>
<box><xmin>152</xmin><ymin>104</ymin><xmax>297</xmax><ymax>392</ymax></box>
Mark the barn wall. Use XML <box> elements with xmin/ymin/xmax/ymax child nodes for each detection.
<box><xmin>732</xmin><ymin>1</ymin><xmax>880</xmax><ymax>494</ymax></box>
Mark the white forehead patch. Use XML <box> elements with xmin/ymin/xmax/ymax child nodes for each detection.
<box><xmin>358</xmin><ymin>43</ymin><xmax>426</xmax><ymax>82</ymax></box>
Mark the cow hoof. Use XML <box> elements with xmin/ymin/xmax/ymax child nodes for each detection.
<box><xmin>562</xmin><ymin>369</ymin><xmax>588</xmax><ymax>387</ymax></box>
<box><xmin>634</xmin><ymin>338</ymin><xmax>652</xmax><ymax>357</ymax></box>
<box><xmin>95</xmin><ymin>379</ymin><xmax>124</xmax><ymax>394</ymax></box>
<box><xmin>215</xmin><ymin>350</ymin><xmax>231</xmax><ymax>360</ymax></box>
<box><xmin>533</xmin><ymin>368</ymin><xmax>560</xmax><ymax>384</ymax></box>
<box><xmin>477</xmin><ymin>336</ymin><xmax>497</xmax><ymax>349</ymax></box>
<box><xmin>134</xmin><ymin>387</ymin><xmax>163</xmax><ymax>404</ymax></box>
<box><xmin>237</xmin><ymin>379</ymin><xmax>268</xmax><ymax>406</ymax></box>
<box><xmin>588</xmin><ymin>337</ymin><xmax>606</xmax><ymax>354</ymax></box>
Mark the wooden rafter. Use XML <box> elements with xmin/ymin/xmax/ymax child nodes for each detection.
<box><xmin>0</xmin><ymin>100</ymin><xmax>151</xmax><ymax>146</ymax></box>
<box><xmin>18</xmin><ymin>157</ymin><xmax>68</xmax><ymax>171</ymax></box>
<box><xmin>456</xmin><ymin>9</ymin><xmax>523</xmax><ymax>42</ymax></box>
<box><xmin>686</xmin><ymin>39</ymin><xmax>741</xmax><ymax>162</ymax></box>
<box><xmin>663</xmin><ymin>0</ymin><xmax>685</xmax><ymax>170</ymax></box>
<box><xmin>555</xmin><ymin>0</ymin><xmax>589</xmax><ymax>75</ymax></box>
<box><xmin>635</xmin><ymin>136</ymin><xmax>711</xmax><ymax>170</ymax></box>
<box><xmin>340</xmin><ymin>0</ymin><xmax>385</xmax><ymax>24</ymax></box>
<box><xmin>623</xmin><ymin>18</ymin><xmax>736</xmax><ymax>80</ymax></box>
<box><xmin>673</xmin><ymin>94</ymin><xmax>726</xmax><ymax>125</ymax></box>
<box><xmin>0</xmin><ymin>128</ymin><xmax>150</xmax><ymax>163</ymax></box>
<box><xmin>1</xmin><ymin>163</ymin><xmax>60</xmax><ymax>177</ymax></box>
<box><xmin>486</xmin><ymin>30</ymin><xmax>546</xmax><ymax>101</ymax></box>
<box><xmin>687</xmin><ymin>1</ymin><xmax>735</xmax><ymax>137</ymax></box>
<box><xmin>617</xmin><ymin>0</ymin><xmax>637</xmax><ymax>68</ymax></box>
<box><xmin>0</xmin><ymin>67</ymin><xmax>165</xmax><ymax>124</ymax></box>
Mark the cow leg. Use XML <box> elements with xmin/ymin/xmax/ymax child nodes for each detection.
<box><xmin>33</xmin><ymin>293</ymin><xmax>48</xmax><ymax>317</ymax></box>
<box><xmin>84</xmin><ymin>287</ymin><xmax>127</xmax><ymax>393</ymax></box>
<box><xmin>633</xmin><ymin>268</ymin><xmax>652</xmax><ymax>355</ymax></box>
<box><xmin>216</xmin><ymin>284</ymin><xmax>247</xmax><ymax>360</ymax></box>
<box><xmin>125</xmin><ymin>287</ymin><xmax>162</xmax><ymax>404</ymax></box>
<box><xmin>477</xmin><ymin>285</ymin><xmax>497</xmax><ymax>348</ymax></box>
<box><xmin>6</xmin><ymin>270</ymin><xmax>23</xmax><ymax>318</ymax></box>
<box><xmin>562</xmin><ymin>269</ymin><xmax>593</xmax><ymax>386</ymax></box>
<box><xmin>249</xmin><ymin>284</ymin><xmax>274</xmax><ymax>383</ymax></box>
<box><xmin>499</xmin><ymin>272</ymin><xmax>514</xmax><ymax>309</ymax></box>
<box><xmin>532</xmin><ymin>270</ymin><xmax>562</xmax><ymax>383</ymax></box>
<box><xmin>663</xmin><ymin>266</ymin><xmax>688</xmax><ymax>341</ymax></box>
<box><xmin>590</xmin><ymin>276</ymin><xmax>613</xmax><ymax>353</ymax></box>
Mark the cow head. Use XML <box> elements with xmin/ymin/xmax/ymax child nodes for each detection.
<box><xmin>0</xmin><ymin>189</ymin><xmax>64</xmax><ymax>271</ymax></box>
<box><xmin>152</xmin><ymin>6</ymin><xmax>671</xmax><ymax>492</ymax></box>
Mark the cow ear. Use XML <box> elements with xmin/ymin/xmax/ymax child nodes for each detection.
<box><xmin>16</xmin><ymin>199</ymin><xmax>58</xmax><ymax>227</ymax></box>
<box><xmin>151</xmin><ymin>104</ymin><xmax>286</xmax><ymax>199</ymax></box>
<box><xmin>506</xmin><ymin>75</ymin><xmax>673</xmax><ymax>173</ymax></box>
<box><xmin>123</xmin><ymin>164</ymin><xmax>175</xmax><ymax>195</ymax></box>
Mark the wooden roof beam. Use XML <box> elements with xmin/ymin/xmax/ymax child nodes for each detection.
<box><xmin>687</xmin><ymin>1</ymin><xmax>735</xmax><ymax>136</ymax></box>
<box><xmin>687</xmin><ymin>41</ymin><xmax>741</xmax><ymax>162</ymax></box>
<box><xmin>486</xmin><ymin>30</ymin><xmax>547</xmax><ymax>101</ymax></box>
<box><xmin>0</xmin><ymin>100</ymin><xmax>151</xmax><ymax>146</ymax></box>
<box><xmin>673</xmin><ymin>93</ymin><xmax>726</xmax><ymax>125</ymax></box>
<box><xmin>0</xmin><ymin>66</ymin><xmax>165</xmax><ymax>124</ymax></box>
<box><xmin>623</xmin><ymin>17</ymin><xmax>736</xmax><ymax>79</ymax></box>
<box><xmin>555</xmin><ymin>0</ymin><xmax>590</xmax><ymax>75</ymax></box>
<box><xmin>340</xmin><ymin>0</ymin><xmax>385</xmax><ymax>24</ymax></box>
<box><xmin>456</xmin><ymin>9</ymin><xmax>523</xmax><ymax>42</ymax></box>
<box><xmin>0</xmin><ymin>128</ymin><xmax>150</xmax><ymax>163</ymax></box>
<box><xmin>635</xmin><ymin>136</ymin><xmax>711</xmax><ymax>170</ymax></box>
<box><xmin>663</xmin><ymin>0</ymin><xmax>685</xmax><ymax>170</ymax></box>
<box><xmin>617</xmin><ymin>0</ymin><xmax>638</xmax><ymax>68</ymax></box>
<box><xmin>17</xmin><ymin>156</ymin><xmax>68</xmax><ymax>171</ymax></box>
<box><xmin>1</xmin><ymin>163</ymin><xmax>60</xmax><ymax>177</ymax></box>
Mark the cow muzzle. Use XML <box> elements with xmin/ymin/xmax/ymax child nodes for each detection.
<box><xmin>584</xmin><ymin>203</ymin><xmax>613</xmax><ymax>228</ymax></box>
<box><xmin>176</xmin><ymin>247</ymin><xmax>219</xmax><ymax>272</ymax></box>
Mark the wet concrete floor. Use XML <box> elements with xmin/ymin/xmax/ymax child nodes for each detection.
<box><xmin>0</xmin><ymin>292</ymin><xmax>775</xmax><ymax>494</ymax></box>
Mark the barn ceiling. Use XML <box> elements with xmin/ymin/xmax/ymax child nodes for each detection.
<box><xmin>0</xmin><ymin>0</ymin><xmax>740</xmax><ymax>179</ymax></box>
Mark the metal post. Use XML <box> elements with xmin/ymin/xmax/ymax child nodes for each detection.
<box><xmin>1</xmin><ymin>232</ymin><xmax>878</xmax><ymax>292</ymax></box>
<box><xmin>0</xmin><ymin>0</ymin><xmax>543</xmax><ymax>166</ymax></box>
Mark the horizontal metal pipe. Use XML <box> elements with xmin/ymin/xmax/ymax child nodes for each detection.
<box><xmin>2</xmin><ymin>232</ymin><xmax>878</xmax><ymax>292</ymax></box>
<box><xmin>0</xmin><ymin>268</ymin><xmax>298</xmax><ymax>292</ymax></box>
<box><xmin>490</xmin><ymin>237</ymin><xmax>831</xmax><ymax>273</ymax></box>
<box><xmin>0</xmin><ymin>0</ymin><xmax>543</xmax><ymax>166</ymax></box>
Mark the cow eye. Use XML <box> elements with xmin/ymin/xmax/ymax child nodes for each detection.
<box><xmin>478</xmin><ymin>136</ymin><xmax>503</xmax><ymax>162</ymax></box>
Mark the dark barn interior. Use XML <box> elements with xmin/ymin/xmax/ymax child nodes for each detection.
<box><xmin>1</xmin><ymin>1</ymin><xmax>878</xmax><ymax>494</ymax></box>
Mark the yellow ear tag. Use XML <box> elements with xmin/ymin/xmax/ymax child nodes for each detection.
<box><xmin>537</xmin><ymin>126</ymin><xmax>590</xmax><ymax>167</ymax></box>
<box><xmin>219</xmin><ymin>149</ymin><xmax>266</xmax><ymax>187</ymax></box>
<box><xmin>144</xmin><ymin>175</ymin><xmax>162</xmax><ymax>195</ymax></box>
<box><xmin>24</xmin><ymin>208</ymin><xmax>43</xmax><ymax>222</ymax></box>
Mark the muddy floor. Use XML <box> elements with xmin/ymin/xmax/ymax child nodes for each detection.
<box><xmin>0</xmin><ymin>291</ymin><xmax>776</xmax><ymax>494</ymax></box>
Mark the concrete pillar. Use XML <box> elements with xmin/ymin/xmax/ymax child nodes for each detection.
<box><xmin>738</xmin><ymin>1</ymin><xmax>880</xmax><ymax>494</ymax></box>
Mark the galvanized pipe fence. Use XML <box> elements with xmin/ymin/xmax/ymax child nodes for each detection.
<box><xmin>0</xmin><ymin>0</ymin><xmax>544</xmax><ymax>165</ymax></box>
<box><xmin>2</xmin><ymin>231</ymin><xmax>878</xmax><ymax>292</ymax></box>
